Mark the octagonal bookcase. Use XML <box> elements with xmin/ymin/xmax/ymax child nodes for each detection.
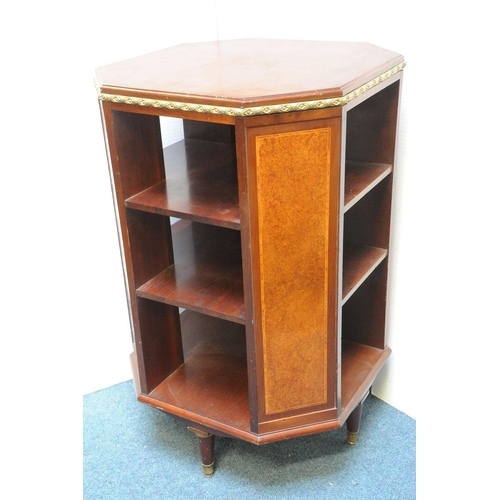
<box><xmin>95</xmin><ymin>39</ymin><xmax>405</xmax><ymax>477</ymax></box>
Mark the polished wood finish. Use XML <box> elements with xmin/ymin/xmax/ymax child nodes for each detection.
<box><xmin>101</xmin><ymin>109</ymin><xmax>184</xmax><ymax>394</ymax></box>
<box><xmin>346</xmin><ymin>393</ymin><xmax>368</xmax><ymax>445</ymax></box>
<box><xmin>183</xmin><ymin>120</ymin><xmax>235</xmax><ymax>143</ymax></box>
<box><xmin>138</xmin><ymin>310</ymin><xmax>391</xmax><ymax>445</ymax></box>
<box><xmin>142</xmin><ymin>311</ymin><xmax>250</xmax><ymax>434</ymax></box>
<box><xmin>188</xmin><ymin>428</ymin><xmax>215</xmax><ymax>477</ymax></box>
<box><xmin>137</xmin><ymin>220</ymin><xmax>244</xmax><ymax>324</ymax></box>
<box><xmin>97</xmin><ymin>40</ymin><xmax>403</xmax><ymax>475</ymax></box>
<box><xmin>342</xmin><ymin>262</ymin><xmax>390</xmax><ymax>349</ymax></box>
<box><xmin>345</xmin><ymin>80</ymin><xmax>400</xmax><ymax>165</ymax></box>
<box><xmin>96</xmin><ymin>40</ymin><xmax>403</xmax><ymax>107</ymax></box>
<box><xmin>344</xmin><ymin>161</ymin><xmax>392</xmax><ymax>212</ymax></box>
<box><xmin>342</xmin><ymin>244</ymin><xmax>387</xmax><ymax>304</ymax></box>
<box><xmin>125</xmin><ymin>139</ymin><xmax>239</xmax><ymax>229</ymax></box>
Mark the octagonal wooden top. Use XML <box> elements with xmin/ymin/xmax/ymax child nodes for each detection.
<box><xmin>96</xmin><ymin>39</ymin><xmax>404</xmax><ymax>116</ymax></box>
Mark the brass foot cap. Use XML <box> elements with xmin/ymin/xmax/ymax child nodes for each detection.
<box><xmin>347</xmin><ymin>431</ymin><xmax>359</xmax><ymax>445</ymax></box>
<box><xmin>202</xmin><ymin>462</ymin><xmax>215</xmax><ymax>478</ymax></box>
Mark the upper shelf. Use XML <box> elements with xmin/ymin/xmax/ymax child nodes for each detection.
<box><xmin>126</xmin><ymin>142</ymin><xmax>392</xmax><ymax>229</ymax></box>
<box><xmin>344</xmin><ymin>161</ymin><xmax>392</xmax><ymax>212</ymax></box>
<box><xmin>126</xmin><ymin>139</ymin><xmax>240</xmax><ymax>230</ymax></box>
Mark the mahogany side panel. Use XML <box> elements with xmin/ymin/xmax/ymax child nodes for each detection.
<box><xmin>234</xmin><ymin>118</ymin><xmax>260</xmax><ymax>432</ymax></box>
<box><xmin>103</xmin><ymin>108</ymin><xmax>165</xmax><ymax>198</ymax></box>
<box><xmin>183</xmin><ymin>120</ymin><xmax>235</xmax><ymax>143</ymax></box>
<box><xmin>136</xmin><ymin>298</ymin><xmax>183</xmax><ymax>392</ymax></box>
<box><xmin>100</xmin><ymin>103</ymin><xmax>183</xmax><ymax>394</ymax></box>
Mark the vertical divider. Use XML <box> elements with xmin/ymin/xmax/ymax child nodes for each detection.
<box><xmin>244</xmin><ymin>115</ymin><xmax>341</xmax><ymax>433</ymax></box>
<box><xmin>234</xmin><ymin>118</ymin><xmax>259</xmax><ymax>432</ymax></box>
<box><xmin>101</xmin><ymin>104</ymin><xmax>183</xmax><ymax>394</ymax></box>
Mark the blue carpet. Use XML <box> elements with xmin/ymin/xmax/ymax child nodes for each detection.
<box><xmin>83</xmin><ymin>380</ymin><xmax>415</xmax><ymax>499</ymax></box>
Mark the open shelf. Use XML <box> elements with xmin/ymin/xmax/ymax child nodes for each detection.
<box><xmin>140</xmin><ymin>311</ymin><xmax>250</xmax><ymax>434</ymax></box>
<box><xmin>342</xmin><ymin>261</ymin><xmax>388</xmax><ymax>349</ymax></box>
<box><xmin>136</xmin><ymin>220</ymin><xmax>245</xmax><ymax>324</ymax></box>
<box><xmin>139</xmin><ymin>312</ymin><xmax>391</xmax><ymax>442</ymax></box>
<box><xmin>340</xmin><ymin>340</ymin><xmax>391</xmax><ymax>412</ymax></box>
<box><xmin>342</xmin><ymin>243</ymin><xmax>387</xmax><ymax>304</ymax></box>
<box><xmin>344</xmin><ymin>161</ymin><xmax>392</xmax><ymax>212</ymax></box>
<box><xmin>125</xmin><ymin>139</ymin><xmax>240</xmax><ymax>230</ymax></box>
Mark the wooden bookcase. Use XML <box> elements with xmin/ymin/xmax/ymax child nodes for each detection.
<box><xmin>96</xmin><ymin>39</ymin><xmax>404</xmax><ymax>477</ymax></box>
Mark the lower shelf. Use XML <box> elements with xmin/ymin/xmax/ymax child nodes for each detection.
<box><xmin>142</xmin><ymin>311</ymin><xmax>251</xmax><ymax>435</ymax></box>
<box><xmin>341</xmin><ymin>340</ymin><xmax>391</xmax><ymax>415</ymax></box>
<box><xmin>138</xmin><ymin>310</ymin><xmax>390</xmax><ymax>444</ymax></box>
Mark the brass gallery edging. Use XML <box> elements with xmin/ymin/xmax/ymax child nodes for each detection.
<box><xmin>97</xmin><ymin>62</ymin><xmax>405</xmax><ymax>117</ymax></box>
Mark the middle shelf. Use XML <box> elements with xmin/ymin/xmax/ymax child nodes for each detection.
<box><xmin>135</xmin><ymin>219</ymin><xmax>388</xmax><ymax>323</ymax></box>
<box><xmin>137</xmin><ymin>220</ymin><xmax>245</xmax><ymax>324</ymax></box>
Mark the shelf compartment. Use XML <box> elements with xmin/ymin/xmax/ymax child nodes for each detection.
<box><xmin>342</xmin><ymin>243</ymin><xmax>387</xmax><ymax>304</ymax></box>
<box><xmin>140</xmin><ymin>311</ymin><xmax>251</xmax><ymax>435</ymax></box>
<box><xmin>136</xmin><ymin>220</ymin><xmax>245</xmax><ymax>324</ymax></box>
<box><xmin>139</xmin><ymin>312</ymin><xmax>390</xmax><ymax>444</ymax></box>
<box><xmin>341</xmin><ymin>340</ymin><xmax>391</xmax><ymax>413</ymax></box>
<box><xmin>342</xmin><ymin>261</ymin><xmax>388</xmax><ymax>349</ymax></box>
<box><xmin>344</xmin><ymin>161</ymin><xmax>392</xmax><ymax>212</ymax></box>
<box><xmin>125</xmin><ymin>139</ymin><xmax>240</xmax><ymax>230</ymax></box>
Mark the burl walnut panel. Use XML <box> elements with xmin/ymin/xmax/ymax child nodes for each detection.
<box><xmin>252</xmin><ymin>125</ymin><xmax>333</xmax><ymax>416</ymax></box>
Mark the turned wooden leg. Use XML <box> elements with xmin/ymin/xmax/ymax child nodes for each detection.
<box><xmin>188</xmin><ymin>427</ymin><xmax>215</xmax><ymax>477</ymax></box>
<box><xmin>346</xmin><ymin>391</ymin><xmax>369</xmax><ymax>445</ymax></box>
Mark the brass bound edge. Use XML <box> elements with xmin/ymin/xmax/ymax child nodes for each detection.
<box><xmin>96</xmin><ymin>62</ymin><xmax>405</xmax><ymax>117</ymax></box>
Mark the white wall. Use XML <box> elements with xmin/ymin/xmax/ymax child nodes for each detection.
<box><xmin>3</xmin><ymin>1</ymin><xmax>498</xmax><ymax>496</ymax></box>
